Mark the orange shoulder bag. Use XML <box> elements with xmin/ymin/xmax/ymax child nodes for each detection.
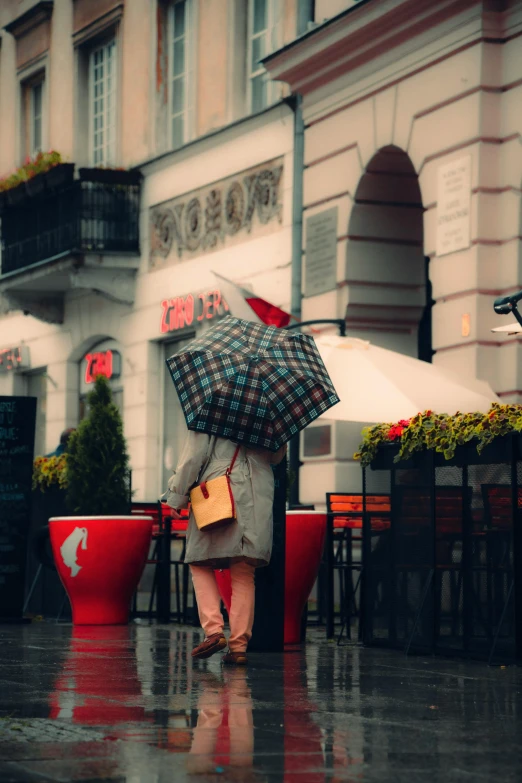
<box><xmin>190</xmin><ymin>442</ymin><xmax>241</xmax><ymax>532</ymax></box>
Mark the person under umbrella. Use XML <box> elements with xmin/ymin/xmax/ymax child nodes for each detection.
<box><xmin>163</xmin><ymin>317</ymin><xmax>339</xmax><ymax>665</ymax></box>
<box><xmin>45</xmin><ymin>427</ymin><xmax>76</xmax><ymax>457</ymax></box>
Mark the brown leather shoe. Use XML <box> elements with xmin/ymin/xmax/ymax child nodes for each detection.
<box><xmin>191</xmin><ymin>633</ymin><xmax>227</xmax><ymax>660</ymax></box>
<box><xmin>222</xmin><ymin>650</ymin><xmax>248</xmax><ymax>666</ymax></box>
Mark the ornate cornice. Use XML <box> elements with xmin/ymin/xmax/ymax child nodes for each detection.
<box><xmin>4</xmin><ymin>2</ymin><xmax>54</xmax><ymax>39</ymax></box>
<box><xmin>262</xmin><ymin>0</ymin><xmax>480</xmax><ymax>96</ymax></box>
<box><xmin>149</xmin><ymin>158</ymin><xmax>284</xmax><ymax>269</ymax></box>
<box><xmin>72</xmin><ymin>3</ymin><xmax>124</xmax><ymax>47</ymax></box>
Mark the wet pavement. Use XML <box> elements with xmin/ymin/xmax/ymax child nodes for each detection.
<box><xmin>0</xmin><ymin>624</ymin><xmax>521</xmax><ymax>782</ymax></box>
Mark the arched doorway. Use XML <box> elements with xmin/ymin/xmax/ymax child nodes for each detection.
<box><xmin>345</xmin><ymin>145</ymin><xmax>431</xmax><ymax>360</ymax></box>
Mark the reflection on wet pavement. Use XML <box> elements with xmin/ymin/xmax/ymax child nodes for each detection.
<box><xmin>0</xmin><ymin>624</ymin><xmax>521</xmax><ymax>781</ymax></box>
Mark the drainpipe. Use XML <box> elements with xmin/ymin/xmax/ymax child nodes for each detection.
<box><xmin>288</xmin><ymin>92</ymin><xmax>305</xmax><ymax>508</ymax></box>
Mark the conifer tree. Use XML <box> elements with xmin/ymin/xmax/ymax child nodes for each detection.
<box><xmin>66</xmin><ymin>375</ymin><xmax>130</xmax><ymax>515</ymax></box>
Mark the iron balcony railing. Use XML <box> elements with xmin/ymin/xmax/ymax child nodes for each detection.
<box><xmin>0</xmin><ymin>180</ymin><xmax>140</xmax><ymax>276</ymax></box>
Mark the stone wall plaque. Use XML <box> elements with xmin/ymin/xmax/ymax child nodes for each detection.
<box><xmin>149</xmin><ymin>158</ymin><xmax>284</xmax><ymax>268</ymax></box>
<box><xmin>436</xmin><ymin>155</ymin><xmax>472</xmax><ymax>257</ymax></box>
<box><xmin>305</xmin><ymin>207</ymin><xmax>338</xmax><ymax>297</ymax></box>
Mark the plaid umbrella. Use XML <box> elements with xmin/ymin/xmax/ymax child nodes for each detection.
<box><xmin>166</xmin><ymin>317</ymin><xmax>340</xmax><ymax>451</ymax></box>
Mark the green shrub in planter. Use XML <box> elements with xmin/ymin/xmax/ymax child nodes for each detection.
<box><xmin>65</xmin><ymin>376</ymin><xmax>130</xmax><ymax>515</ymax></box>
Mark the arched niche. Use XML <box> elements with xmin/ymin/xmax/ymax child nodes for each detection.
<box><xmin>345</xmin><ymin>145</ymin><xmax>430</xmax><ymax>359</ymax></box>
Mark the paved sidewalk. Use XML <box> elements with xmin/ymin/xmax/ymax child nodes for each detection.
<box><xmin>0</xmin><ymin>623</ymin><xmax>521</xmax><ymax>781</ymax></box>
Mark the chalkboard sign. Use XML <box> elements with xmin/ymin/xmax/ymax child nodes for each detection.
<box><xmin>0</xmin><ymin>397</ymin><xmax>36</xmax><ymax>621</ymax></box>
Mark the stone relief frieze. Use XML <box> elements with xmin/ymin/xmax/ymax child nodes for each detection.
<box><xmin>149</xmin><ymin>159</ymin><xmax>283</xmax><ymax>267</ymax></box>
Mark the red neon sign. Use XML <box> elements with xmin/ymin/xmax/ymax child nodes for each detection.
<box><xmin>84</xmin><ymin>350</ymin><xmax>121</xmax><ymax>384</ymax></box>
<box><xmin>160</xmin><ymin>288</ymin><xmax>229</xmax><ymax>334</ymax></box>
<box><xmin>0</xmin><ymin>346</ymin><xmax>30</xmax><ymax>373</ymax></box>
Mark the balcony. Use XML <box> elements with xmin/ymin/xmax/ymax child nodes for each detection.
<box><xmin>0</xmin><ymin>169</ymin><xmax>141</xmax><ymax>323</ymax></box>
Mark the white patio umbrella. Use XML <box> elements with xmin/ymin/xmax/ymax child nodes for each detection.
<box><xmin>491</xmin><ymin>323</ymin><xmax>522</xmax><ymax>335</ymax></box>
<box><xmin>315</xmin><ymin>335</ymin><xmax>500</xmax><ymax>423</ymax></box>
<box><xmin>435</xmin><ymin>366</ymin><xmax>500</xmax><ymax>399</ymax></box>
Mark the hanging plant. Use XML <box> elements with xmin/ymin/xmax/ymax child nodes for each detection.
<box><xmin>0</xmin><ymin>151</ymin><xmax>63</xmax><ymax>193</ymax></box>
<box><xmin>354</xmin><ymin>403</ymin><xmax>522</xmax><ymax>468</ymax></box>
<box><xmin>353</xmin><ymin>421</ymin><xmax>399</xmax><ymax>468</ymax></box>
<box><xmin>32</xmin><ymin>455</ymin><xmax>68</xmax><ymax>493</ymax></box>
<box><xmin>474</xmin><ymin>403</ymin><xmax>522</xmax><ymax>452</ymax></box>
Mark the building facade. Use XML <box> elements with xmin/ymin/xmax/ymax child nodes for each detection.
<box><xmin>0</xmin><ymin>0</ymin><xmax>303</xmax><ymax>499</ymax></box>
<box><xmin>265</xmin><ymin>0</ymin><xmax>522</xmax><ymax>500</ymax></box>
<box><xmin>0</xmin><ymin>0</ymin><xmax>521</xmax><ymax>505</ymax></box>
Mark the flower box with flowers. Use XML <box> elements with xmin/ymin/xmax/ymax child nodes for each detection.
<box><xmin>354</xmin><ymin>404</ymin><xmax>522</xmax><ymax>470</ymax></box>
<box><xmin>0</xmin><ymin>151</ymin><xmax>67</xmax><ymax>210</ymax></box>
<box><xmin>32</xmin><ymin>455</ymin><xmax>68</xmax><ymax>493</ymax></box>
<box><xmin>6</xmin><ymin>182</ymin><xmax>27</xmax><ymax>205</ymax></box>
<box><xmin>25</xmin><ymin>173</ymin><xmax>46</xmax><ymax>197</ymax></box>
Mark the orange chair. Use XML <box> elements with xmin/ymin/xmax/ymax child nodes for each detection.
<box><xmin>131</xmin><ymin>501</ymin><xmax>164</xmax><ymax>620</ymax></box>
<box><xmin>392</xmin><ymin>485</ymin><xmax>474</xmax><ymax>645</ymax></box>
<box><xmin>394</xmin><ymin>486</ymin><xmax>471</xmax><ymax>536</ymax></box>
<box><xmin>160</xmin><ymin>504</ymin><xmax>194</xmax><ymax>625</ymax></box>
<box><xmin>325</xmin><ymin>493</ymin><xmax>391</xmax><ymax>642</ymax></box>
<box><xmin>131</xmin><ymin>502</ymin><xmax>191</xmax><ymax>623</ymax></box>
<box><xmin>328</xmin><ymin>493</ymin><xmax>391</xmax><ymax>532</ymax></box>
<box><xmin>482</xmin><ymin>484</ymin><xmax>522</xmax><ymax>530</ymax></box>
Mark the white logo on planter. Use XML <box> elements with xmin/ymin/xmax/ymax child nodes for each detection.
<box><xmin>60</xmin><ymin>527</ymin><xmax>88</xmax><ymax>577</ymax></box>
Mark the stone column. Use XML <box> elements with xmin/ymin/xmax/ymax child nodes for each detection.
<box><xmin>44</xmin><ymin>360</ymin><xmax>79</xmax><ymax>455</ymax></box>
<box><xmin>48</xmin><ymin>0</ymin><xmax>74</xmax><ymax>159</ymax></box>
<box><xmin>0</xmin><ymin>28</ymin><xmax>17</xmax><ymax>175</ymax></box>
<box><xmin>123</xmin><ymin>341</ymin><xmax>161</xmax><ymax>501</ymax></box>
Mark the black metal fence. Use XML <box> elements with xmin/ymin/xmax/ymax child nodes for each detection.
<box><xmin>362</xmin><ymin>435</ymin><xmax>522</xmax><ymax>664</ymax></box>
<box><xmin>1</xmin><ymin>180</ymin><xmax>140</xmax><ymax>276</ymax></box>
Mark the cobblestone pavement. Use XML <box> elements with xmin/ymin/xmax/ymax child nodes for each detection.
<box><xmin>0</xmin><ymin>623</ymin><xmax>521</xmax><ymax>781</ymax></box>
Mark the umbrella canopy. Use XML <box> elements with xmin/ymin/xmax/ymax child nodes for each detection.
<box><xmin>166</xmin><ymin>317</ymin><xmax>340</xmax><ymax>451</ymax></box>
<box><xmin>315</xmin><ymin>335</ymin><xmax>500</xmax><ymax>423</ymax></box>
<box><xmin>491</xmin><ymin>323</ymin><xmax>522</xmax><ymax>334</ymax></box>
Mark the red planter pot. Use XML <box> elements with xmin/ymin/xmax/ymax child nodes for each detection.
<box><xmin>215</xmin><ymin>511</ymin><xmax>327</xmax><ymax>649</ymax></box>
<box><xmin>284</xmin><ymin>511</ymin><xmax>327</xmax><ymax>648</ymax></box>
<box><xmin>49</xmin><ymin>516</ymin><xmax>152</xmax><ymax>625</ymax></box>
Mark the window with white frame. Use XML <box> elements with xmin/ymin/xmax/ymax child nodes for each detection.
<box><xmin>169</xmin><ymin>0</ymin><xmax>193</xmax><ymax>150</ymax></box>
<box><xmin>21</xmin><ymin>74</ymin><xmax>45</xmax><ymax>160</ymax></box>
<box><xmin>89</xmin><ymin>39</ymin><xmax>117</xmax><ymax>166</ymax></box>
<box><xmin>30</xmin><ymin>81</ymin><xmax>43</xmax><ymax>156</ymax></box>
<box><xmin>248</xmin><ymin>0</ymin><xmax>280</xmax><ymax>114</ymax></box>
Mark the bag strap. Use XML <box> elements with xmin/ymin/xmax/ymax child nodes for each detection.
<box><xmin>194</xmin><ymin>435</ymin><xmax>216</xmax><ymax>487</ymax></box>
<box><xmin>226</xmin><ymin>444</ymin><xmax>242</xmax><ymax>477</ymax></box>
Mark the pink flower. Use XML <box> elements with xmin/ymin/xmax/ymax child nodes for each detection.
<box><xmin>388</xmin><ymin>424</ymin><xmax>405</xmax><ymax>440</ymax></box>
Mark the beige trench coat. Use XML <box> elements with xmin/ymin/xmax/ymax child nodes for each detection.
<box><xmin>163</xmin><ymin>431</ymin><xmax>286</xmax><ymax>569</ymax></box>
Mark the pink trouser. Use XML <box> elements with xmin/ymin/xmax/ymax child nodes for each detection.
<box><xmin>190</xmin><ymin>562</ymin><xmax>255</xmax><ymax>653</ymax></box>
